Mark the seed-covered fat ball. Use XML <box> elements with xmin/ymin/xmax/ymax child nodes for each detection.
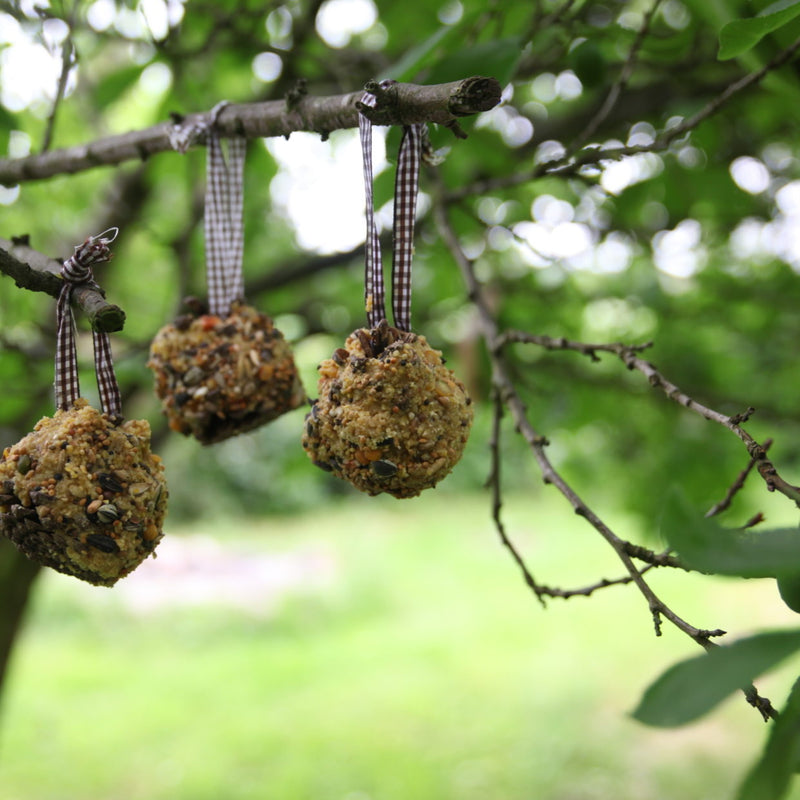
<box><xmin>302</xmin><ymin>322</ymin><xmax>473</xmax><ymax>498</ymax></box>
<box><xmin>0</xmin><ymin>399</ymin><xmax>168</xmax><ymax>587</ymax></box>
<box><xmin>148</xmin><ymin>301</ymin><xmax>306</xmax><ymax>445</ymax></box>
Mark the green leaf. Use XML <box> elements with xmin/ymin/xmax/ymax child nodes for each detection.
<box><xmin>736</xmin><ymin>677</ymin><xmax>800</xmax><ymax>800</ymax></box>
<box><xmin>660</xmin><ymin>490</ymin><xmax>800</xmax><ymax>578</ymax></box>
<box><xmin>425</xmin><ymin>36</ymin><xmax>525</xmax><ymax>86</ymax></box>
<box><xmin>719</xmin><ymin>0</ymin><xmax>800</xmax><ymax>60</ymax></box>
<box><xmin>0</xmin><ymin>104</ymin><xmax>17</xmax><ymax>156</ymax></box>
<box><xmin>94</xmin><ymin>64</ymin><xmax>147</xmax><ymax>109</ymax></box>
<box><xmin>632</xmin><ymin>630</ymin><xmax>800</xmax><ymax>727</ymax></box>
<box><xmin>380</xmin><ymin>25</ymin><xmax>452</xmax><ymax>82</ymax></box>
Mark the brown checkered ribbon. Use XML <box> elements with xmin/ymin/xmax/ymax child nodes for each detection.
<box><xmin>391</xmin><ymin>124</ymin><xmax>423</xmax><ymax>332</ymax></box>
<box><xmin>55</xmin><ymin>228</ymin><xmax>122</xmax><ymax>418</ymax></box>
<box><xmin>169</xmin><ymin>102</ymin><xmax>246</xmax><ymax>317</ymax></box>
<box><xmin>205</xmin><ymin>133</ymin><xmax>246</xmax><ymax>316</ymax></box>
<box><xmin>359</xmin><ymin>87</ymin><xmax>423</xmax><ymax>332</ymax></box>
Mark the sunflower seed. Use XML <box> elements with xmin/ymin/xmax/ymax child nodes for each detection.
<box><xmin>96</xmin><ymin>503</ymin><xmax>119</xmax><ymax>523</ymax></box>
<box><xmin>371</xmin><ymin>460</ymin><xmax>398</xmax><ymax>478</ymax></box>
<box><xmin>87</xmin><ymin>533</ymin><xmax>120</xmax><ymax>553</ymax></box>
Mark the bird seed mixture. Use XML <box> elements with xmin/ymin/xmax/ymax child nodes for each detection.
<box><xmin>148</xmin><ymin>301</ymin><xmax>306</xmax><ymax>445</ymax></box>
<box><xmin>0</xmin><ymin>398</ymin><xmax>168</xmax><ymax>586</ymax></box>
<box><xmin>302</xmin><ymin>322</ymin><xmax>473</xmax><ymax>498</ymax></box>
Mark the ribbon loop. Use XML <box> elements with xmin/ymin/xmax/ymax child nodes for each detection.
<box><xmin>359</xmin><ymin>86</ymin><xmax>424</xmax><ymax>332</ymax></box>
<box><xmin>55</xmin><ymin>230</ymin><xmax>121</xmax><ymax>418</ymax></box>
<box><xmin>359</xmin><ymin>90</ymin><xmax>386</xmax><ymax>328</ymax></box>
<box><xmin>170</xmin><ymin>101</ymin><xmax>246</xmax><ymax>317</ymax></box>
<box><xmin>391</xmin><ymin>124</ymin><xmax>423</xmax><ymax>332</ymax></box>
<box><xmin>205</xmin><ymin>133</ymin><xmax>246</xmax><ymax>316</ymax></box>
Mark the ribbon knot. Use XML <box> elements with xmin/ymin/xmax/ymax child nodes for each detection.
<box><xmin>55</xmin><ymin>228</ymin><xmax>122</xmax><ymax>418</ymax></box>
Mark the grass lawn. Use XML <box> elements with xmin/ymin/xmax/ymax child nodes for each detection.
<box><xmin>1</xmin><ymin>489</ymin><xmax>800</xmax><ymax>800</ymax></box>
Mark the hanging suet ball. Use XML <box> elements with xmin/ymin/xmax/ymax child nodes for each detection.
<box><xmin>148</xmin><ymin>301</ymin><xmax>306</xmax><ymax>445</ymax></box>
<box><xmin>302</xmin><ymin>321</ymin><xmax>473</xmax><ymax>498</ymax></box>
<box><xmin>0</xmin><ymin>399</ymin><xmax>168</xmax><ymax>586</ymax></box>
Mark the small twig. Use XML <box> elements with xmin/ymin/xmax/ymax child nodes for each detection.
<box><xmin>41</xmin><ymin>25</ymin><xmax>76</xmax><ymax>153</ymax></box>
<box><xmin>537</xmin><ymin>566</ymin><xmax>655</xmax><ymax>599</ymax></box>
<box><xmin>499</xmin><ymin>331</ymin><xmax>800</xmax><ymax>508</ymax></box>
<box><xmin>622</xmin><ymin>542</ymin><xmax>685</xmax><ymax>569</ymax></box>
<box><xmin>706</xmin><ymin>440</ymin><xmax>773</xmax><ymax>518</ymax></box>
<box><xmin>745</xmin><ymin>684</ymin><xmax>779</xmax><ymax>722</ymax></box>
<box><xmin>486</xmin><ymin>388</ymin><xmax>547</xmax><ymax>608</ymax></box>
<box><xmin>657</xmin><ymin>34</ymin><xmax>800</xmax><ymax>151</ymax></box>
<box><xmin>569</xmin><ymin>0</ymin><xmax>663</xmax><ymax>152</ymax></box>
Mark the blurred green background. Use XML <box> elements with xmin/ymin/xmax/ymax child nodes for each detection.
<box><xmin>5</xmin><ymin>490</ymin><xmax>800</xmax><ymax>800</ymax></box>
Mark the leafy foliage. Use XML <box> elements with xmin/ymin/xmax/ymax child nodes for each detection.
<box><xmin>633</xmin><ymin>629</ymin><xmax>800</xmax><ymax>728</ymax></box>
<box><xmin>719</xmin><ymin>1</ymin><xmax>800</xmax><ymax>60</ymax></box>
<box><xmin>661</xmin><ymin>490</ymin><xmax>800</xmax><ymax>578</ymax></box>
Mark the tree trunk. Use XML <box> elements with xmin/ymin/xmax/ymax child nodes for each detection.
<box><xmin>0</xmin><ymin>540</ymin><xmax>40</xmax><ymax>699</ymax></box>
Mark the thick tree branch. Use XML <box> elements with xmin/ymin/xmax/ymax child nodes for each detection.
<box><xmin>0</xmin><ymin>77</ymin><xmax>502</xmax><ymax>186</ymax></box>
<box><xmin>0</xmin><ymin>238</ymin><xmax>125</xmax><ymax>332</ymax></box>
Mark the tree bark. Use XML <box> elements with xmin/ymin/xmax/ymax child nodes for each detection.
<box><xmin>0</xmin><ymin>237</ymin><xmax>126</xmax><ymax>333</ymax></box>
<box><xmin>0</xmin><ymin>77</ymin><xmax>502</xmax><ymax>186</ymax></box>
<box><xmin>0</xmin><ymin>541</ymin><xmax>40</xmax><ymax>700</ymax></box>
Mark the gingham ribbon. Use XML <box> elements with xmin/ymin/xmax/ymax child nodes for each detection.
<box><xmin>359</xmin><ymin>88</ymin><xmax>423</xmax><ymax>331</ymax></box>
<box><xmin>169</xmin><ymin>102</ymin><xmax>246</xmax><ymax>317</ymax></box>
<box><xmin>359</xmin><ymin>91</ymin><xmax>386</xmax><ymax>328</ymax></box>
<box><xmin>205</xmin><ymin>133</ymin><xmax>246</xmax><ymax>316</ymax></box>
<box><xmin>391</xmin><ymin>124</ymin><xmax>423</xmax><ymax>332</ymax></box>
<box><xmin>55</xmin><ymin>228</ymin><xmax>122</xmax><ymax>417</ymax></box>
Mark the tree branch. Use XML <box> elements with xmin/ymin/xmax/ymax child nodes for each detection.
<box><xmin>447</xmin><ymin>35</ymin><xmax>800</xmax><ymax>199</ymax></box>
<box><xmin>0</xmin><ymin>237</ymin><xmax>125</xmax><ymax>332</ymax></box>
<box><xmin>0</xmin><ymin>77</ymin><xmax>502</xmax><ymax>186</ymax></box>
<box><xmin>486</xmin><ymin>388</ymin><xmax>548</xmax><ymax>607</ymax></box>
<box><xmin>499</xmin><ymin>330</ymin><xmax>800</xmax><ymax>508</ymax></box>
<box><xmin>432</xmin><ymin>175</ymin><xmax>727</xmax><ymax>647</ymax></box>
<box><xmin>431</xmin><ymin>183</ymin><xmax>784</xmax><ymax>720</ymax></box>
<box><xmin>568</xmin><ymin>0</ymin><xmax>663</xmax><ymax>153</ymax></box>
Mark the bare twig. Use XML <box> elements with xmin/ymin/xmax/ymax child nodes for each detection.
<box><xmin>0</xmin><ymin>77</ymin><xmax>502</xmax><ymax>186</ymax></box>
<box><xmin>41</xmin><ymin>26</ymin><xmax>76</xmax><ymax>153</ymax></box>
<box><xmin>623</xmin><ymin>542</ymin><xmax>684</xmax><ymax>569</ymax></box>
<box><xmin>569</xmin><ymin>0</ymin><xmax>664</xmax><ymax>153</ymax></box>
<box><xmin>432</xmin><ymin>178</ymin><xmax>723</xmax><ymax>648</ymax></box>
<box><xmin>657</xmin><ymin>35</ymin><xmax>800</xmax><ymax>150</ymax></box>
<box><xmin>487</xmin><ymin>389</ymin><xmax>547</xmax><ymax>608</ymax></box>
<box><xmin>537</xmin><ymin>566</ymin><xmax>655</xmax><ymax>600</ymax></box>
<box><xmin>706</xmin><ymin>439</ymin><xmax>773</xmax><ymax>518</ymax></box>
<box><xmin>499</xmin><ymin>330</ymin><xmax>800</xmax><ymax>507</ymax></box>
